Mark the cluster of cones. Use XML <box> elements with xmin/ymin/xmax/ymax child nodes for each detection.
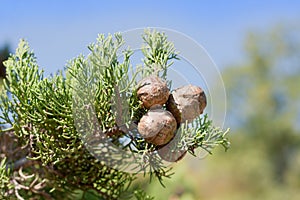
<box><xmin>137</xmin><ymin>75</ymin><xmax>207</xmax><ymax>162</ymax></box>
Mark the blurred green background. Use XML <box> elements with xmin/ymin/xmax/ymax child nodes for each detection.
<box><xmin>1</xmin><ymin>1</ymin><xmax>300</xmax><ymax>199</ymax></box>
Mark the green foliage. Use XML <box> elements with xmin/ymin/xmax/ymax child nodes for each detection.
<box><xmin>133</xmin><ymin>189</ymin><xmax>155</xmax><ymax>200</ymax></box>
<box><xmin>1</xmin><ymin>39</ymin><xmax>134</xmax><ymax>200</ymax></box>
<box><xmin>179</xmin><ymin>115</ymin><xmax>230</xmax><ymax>155</ymax></box>
<box><xmin>0</xmin><ymin>158</ymin><xmax>12</xmax><ymax>198</ymax></box>
<box><xmin>141</xmin><ymin>29</ymin><xmax>179</xmax><ymax>78</ymax></box>
<box><xmin>0</xmin><ymin>29</ymin><xmax>229</xmax><ymax>199</ymax></box>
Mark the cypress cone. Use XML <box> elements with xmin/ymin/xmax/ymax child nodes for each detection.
<box><xmin>137</xmin><ymin>105</ymin><xmax>177</xmax><ymax>146</ymax></box>
<box><xmin>167</xmin><ymin>85</ymin><xmax>207</xmax><ymax>124</ymax></box>
<box><xmin>158</xmin><ymin>145</ymin><xmax>187</xmax><ymax>162</ymax></box>
<box><xmin>137</xmin><ymin>75</ymin><xmax>170</xmax><ymax>109</ymax></box>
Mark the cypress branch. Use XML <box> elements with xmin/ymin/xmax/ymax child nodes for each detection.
<box><xmin>0</xmin><ymin>29</ymin><xmax>230</xmax><ymax>199</ymax></box>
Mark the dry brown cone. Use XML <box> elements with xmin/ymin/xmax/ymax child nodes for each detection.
<box><xmin>137</xmin><ymin>105</ymin><xmax>177</xmax><ymax>146</ymax></box>
<box><xmin>137</xmin><ymin>75</ymin><xmax>170</xmax><ymax>109</ymax></box>
<box><xmin>157</xmin><ymin>129</ymin><xmax>187</xmax><ymax>162</ymax></box>
<box><xmin>167</xmin><ymin>85</ymin><xmax>207</xmax><ymax>124</ymax></box>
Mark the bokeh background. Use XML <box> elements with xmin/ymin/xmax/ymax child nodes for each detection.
<box><xmin>1</xmin><ymin>1</ymin><xmax>300</xmax><ymax>199</ymax></box>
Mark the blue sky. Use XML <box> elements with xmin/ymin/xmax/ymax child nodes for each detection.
<box><xmin>1</xmin><ymin>0</ymin><xmax>300</xmax><ymax>75</ymax></box>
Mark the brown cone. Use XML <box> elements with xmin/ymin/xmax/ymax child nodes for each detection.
<box><xmin>167</xmin><ymin>85</ymin><xmax>207</xmax><ymax>124</ymax></box>
<box><xmin>158</xmin><ymin>145</ymin><xmax>187</xmax><ymax>162</ymax></box>
<box><xmin>137</xmin><ymin>106</ymin><xmax>177</xmax><ymax>146</ymax></box>
<box><xmin>137</xmin><ymin>75</ymin><xmax>170</xmax><ymax>109</ymax></box>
